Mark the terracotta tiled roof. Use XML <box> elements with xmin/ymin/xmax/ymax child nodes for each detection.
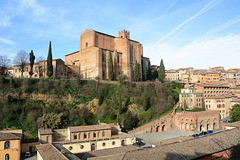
<box><xmin>79</xmin><ymin>146</ymin><xmax>142</xmax><ymax>160</ymax></box>
<box><xmin>37</xmin><ymin>143</ymin><xmax>69</xmax><ymax>160</ymax></box>
<box><xmin>0</xmin><ymin>133</ymin><xmax>21</xmax><ymax>141</ymax></box>
<box><xmin>38</xmin><ymin>129</ymin><xmax>53</xmax><ymax>135</ymax></box>
<box><xmin>68</xmin><ymin>125</ymin><xmax>111</xmax><ymax>133</ymax></box>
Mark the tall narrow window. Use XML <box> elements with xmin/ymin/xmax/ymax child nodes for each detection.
<box><xmin>102</xmin><ymin>131</ymin><xmax>105</xmax><ymax>137</ymax></box>
<box><xmin>4</xmin><ymin>141</ymin><xmax>10</xmax><ymax>149</ymax></box>
<box><xmin>86</xmin><ymin>42</ymin><xmax>88</xmax><ymax>47</ymax></box>
<box><xmin>5</xmin><ymin>154</ymin><xmax>9</xmax><ymax>160</ymax></box>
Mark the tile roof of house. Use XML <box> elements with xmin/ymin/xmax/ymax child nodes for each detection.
<box><xmin>37</xmin><ymin>143</ymin><xmax>69</xmax><ymax>160</ymax></box>
<box><xmin>68</xmin><ymin>125</ymin><xmax>111</xmax><ymax>133</ymax></box>
<box><xmin>79</xmin><ymin>146</ymin><xmax>142</xmax><ymax>160</ymax></box>
<box><xmin>90</xmin><ymin>128</ymin><xmax>240</xmax><ymax>160</ymax></box>
<box><xmin>117</xmin><ymin>128</ymin><xmax>240</xmax><ymax>160</ymax></box>
<box><xmin>38</xmin><ymin>129</ymin><xmax>53</xmax><ymax>135</ymax></box>
<box><xmin>0</xmin><ymin>133</ymin><xmax>21</xmax><ymax>141</ymax></box>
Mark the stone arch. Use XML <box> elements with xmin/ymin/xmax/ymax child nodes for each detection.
<box><xmin>162</xmin><ymin>125</ymin><xmax>165</xmax><ymax>132</ymax></box>
<box><xmin>207</xmin><ymin>119</ymin><xmax>210</xmax><ymax>131</ymax></box>
<box><xmin>91</xmin><ymin>143</ymin><xmax>95</xmax><ymax>151</ymax></box>
<box><xmin>213</xmin><ymin>118</ymin><xmax>217</xmax><ymax>130</ymax></box>
<box><xmin>181</xmin><ymin>122</ymin><xmax>184</xmax><ymax>130</ymax></box>
<box><xmin>156</xmin><ymin>126</ymin><xmax>160</xmax><ymax>132</ymax></box>
<box><xmin>200</xmin><ymin>120</ymin><xmax>204</xmax><ymax>132</ymax></box>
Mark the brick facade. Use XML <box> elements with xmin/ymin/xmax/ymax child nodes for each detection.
<box><xmin>65</xmin><ymin>29</ymin><xmax>149</xmax><ymax>80</ymax></box>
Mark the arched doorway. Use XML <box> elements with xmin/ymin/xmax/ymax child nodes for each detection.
<box><xmin>156</xmin><ymin>126</ymin><xmax>160</xmax><ymax>132</ymax></box>
<box><xmin>200</xmin><ymin>125</ymin><xmax>203</xmax><ymax>131</ymax></box>
<box><xmin>181</xmin><ymin>122</ymin><xmax>184</xmax><ymax>130</ymax></box>
<box><xmin>207</xmin><ymin>124</ymin><xmax>209</xmax><ymax>131</ymax></box>
<box><xmin>91</xmin><ymin>143</ymin><xmax>95</xmax><ymax>151</ymax></box>
<box><xmin>121</xmin><ymin>140</ymin><xmax>125</xmax><ymax>146</ymax></box>
<box><xmin>5</xmin><ymin>154</ymin><xmax>9</xmax><ymax>160</ymax></box>
<box><xmin>162</xmin><ymin>125</ymin><xmax>165</xmax><ymax>132</ymax></box>
<box><xmin>213</xmin><ymin>123</ymin><xmax>216</xmax><ymax>130</ymax></box>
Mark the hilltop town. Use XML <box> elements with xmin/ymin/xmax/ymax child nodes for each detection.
<box><xmin>0</xmin><ymin>29</ymin><xmax>240</xmax><ymax>160</ymax></box>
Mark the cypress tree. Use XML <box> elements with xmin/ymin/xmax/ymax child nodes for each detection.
<box><xmin>142</xmin><ymin>61</ymin><xmax>148</xmax><ymax>81</ymax></box>
<box><xmin>47</xmin><ymin>41</ymin><xmax>53</xmax><ymax>78</ymax></box>
<box><xmin>148</xmin><ymin>61</ymin><xmax>152</xmax><ymax>81</ymax></box>
<box><xmin>29</xmin><ymin>50</ymin><xmax>35</xmax><ymax>78</ymax></box>
<box><xmin>134</xmin><ymin>60</ymin><xmax>140</xmax><ymax>81</ymax></box>
<box><xmin>108</xmin><ymin>51</ymin><xmax>114</xmax><ymax>81</ymax></box>
<box><xmin>158</xmin><ymin>59</ymin><xmax>165</xmax><ymax>83</ymax></box>
<box><xmin>202</xmin><ymin>98</ymin><xmax>205</xmax><ymax>110</ymax></box>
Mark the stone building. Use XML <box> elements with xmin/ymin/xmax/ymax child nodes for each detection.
<box><xmin>128</xmin><ymin>109</ymin><xmax>220</xmax><ymax>135</ymax></box>
<box><xmin>38</xmin><ymin>124</ymin><xmax>136</xmax><ymax>154</ymax></box>
<box><xmin>13</xmin><ymin>59</ymin><xmax>67</xmax><ymax>79</ymax></box>
<box><xmin>205</xmin><ymin>96</ymin><xmax>226</xmax><ymax>119</ymax></box>
<box><xmin>65</xmin><ymin>29</ymin><xmax>150</xmax><ymax>80</ymax></box>
<box><xmin>0</xmin><ymin>133</ymin><xmax>21</xmax><ymax>160</ymax></box>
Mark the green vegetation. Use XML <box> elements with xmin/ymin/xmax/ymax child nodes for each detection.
<box><xmin>230</xmin><ymin>104</ymin><xmax>240</xmax><ymax>122</ymax></box>
<box><xmin>47</xmin><ymin>41</ymin><xmax>53</xmax><ymax>78</ymax></box>
<box><xmin>147</xmin><ymin>61</ymin><xmax>152</xmax><ymax>81</ymax></box>
<box><xmin>142</xmin><ymin>60</ymin><xmax>147</xmax><ymax>81</ymax></box>
<box><xmin>108</xmin><ymin>51</ymin><xmax>114</xmax><ymax>81</ymax></box>
<box><xmin>134</xmin><ymin>60</ymin><xmax>140</xmax><ymax>81</ymax></box>
<box><xmin>0</xmin><ymin>77</ymin><xmax>184</xmax><ymax>138</ymax></box>
<box><xmin>29</xmin><ymin>50</ymin><xmax>35</xmax><ymax>78</ymax></box>
<box><xmin>158</xmin><ymin>59</ymin><xmax>165</xmax><ymax>83</ymax></box>
<box><xmin>202</xmin><ymin>98</ymin><xmax>205</xmax><ymax>110</ymax></box>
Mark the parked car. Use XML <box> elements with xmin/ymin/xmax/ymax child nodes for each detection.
<box><xmin>25</xmin><ymin>152</ymin><xmax>31</xmax><ymax>157</ymax></box>
<box><xmin>207</xmin><ymin>130</ymin><xmax>213</xmax><ymax>134</ymax></box>
<box><xmin>190</xmin><ymin>134</ymin><xmax>199</xmax><ymax>137</ymax></box>
<box><xmin>199</xmin><ymin>132</ymin><xmax>208</xmax><ymax>136</ymax></box>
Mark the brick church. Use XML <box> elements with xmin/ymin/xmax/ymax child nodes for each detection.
<box><xmin>65</xmin><ymin>29</ymin><xmax>150</xmax><ymax>80</ymax></box>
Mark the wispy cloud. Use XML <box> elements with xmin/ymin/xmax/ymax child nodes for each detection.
<box><xmin>0</xmin><ymin>11</ymin><xmax>11</xmax><ymax>27</ymax></box>
<box><xmin>19</xmin><ymin>0</ymin><xmax>48</xmax><ymax>16</ymax></box>
<box><xmin>146</xmin><ymin>33</ymin><xmax>240</xmax><ymax>69</ymax></box>
<box><xmin>154</xmin><ymin>0</ymin><xmax>223</xmax><ymax>47</ymax></box>
<box><xmin>0</xmin><ymin>37</ymin><xmax>16</xmax><ymax>45</ymax></box>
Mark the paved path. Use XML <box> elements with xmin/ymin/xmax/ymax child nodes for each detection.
<box><xmin>136</xmin><ymin>130</ymin><xmax>193</xmax><ymax>143</ymax></box>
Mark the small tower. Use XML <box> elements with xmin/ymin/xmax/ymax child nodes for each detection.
<box><xmin>119</xmin><ymin>30</ymin><xmax>130</xmax><ymax>39</ymax></box>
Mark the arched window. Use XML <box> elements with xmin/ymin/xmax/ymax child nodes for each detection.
<box><xmin>4</xmin><ymin>141</ymin><xmax>11</xmax><ymax>149</ymax></box>
<box><xmin>5</xmin><ymin>154</ymin><xmax>9</xmax><ymax>160</ymax></box>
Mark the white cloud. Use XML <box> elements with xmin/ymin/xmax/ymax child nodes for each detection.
<box><xmin>154</xmin><ymin>0</ymin><xmax>223</xmax><ymax>47</ymax></box>
<box><xmin>0</xmin><ymin>37</ymin><xmax>16</xmax><ymax>45</ymax></box>
<box><xmin>0</xmin><ymin>11</ymin><xmax>11</xmax><ymax>27</ymax></box>
<box><xmin>145</xmin><ymin>34</ymin><xmax>240</xmax><ymax>70</ymax></box>
<box><xmin>19</xmin><ymin>0</ymin><xmax>47</xmax><ymax>16</ymax></box>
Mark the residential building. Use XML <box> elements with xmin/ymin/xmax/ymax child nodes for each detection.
<box><xmin>165</xmin><ymin>70</ymin><xmax>178</xmax><ymax>81</ymax></box>
<box><xmin>13</xmin><ymin>59</ymin><xmax>67</xmax><ymax>79</ymax></box>
<box><xmin>65</xmin><ymin>29</ymin><xmax>150</xmax><ymax>80</ymax></box>
<box><xmin>206</xmin><ymin>72</ymin><xmax>220</xmax><ymax>82</ymax></box>
<box><xmin>0</xmin><ymin>133</ymin><xmax>21</xmax><ymax>160</ymax></box>
<box><xmin>179</xmin><ymin>84</ymin><xmax>203</xmax><ymax>109</ymax></box>
<box><xmin>38</xmin><ymin>124</ymin><xmax>136</xmax><ymax>154</ymax></box>
<box><xmin>209</xmin><ymin>66</ymin><xmax>224</xmax><ymax>72</ymax></box>
<box><xmin>205</xmin><ymin>96</ymin><xmax>226</xmax><ymax>119</ymax></box>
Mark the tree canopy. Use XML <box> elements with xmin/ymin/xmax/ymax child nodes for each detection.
<box><xmin>134</xmin><ymin>60</ymin><xmax>140</xmax><ymax>81</ymax></box>
<box><xmin>0</xmin><ymin>55</ymin><xmax>10</xmax><ymax>76</ymax></box>
<box><xmin>108</xmin><ymin>51</ymin><xmax>114</xmax><ymax>81</ymax></box>
<box><xmin>14</xmin><ymin>50</ymin><xmax>29</xmax><ymax>78</ymax></box>
<box><xmin>47</xmin><ymin>41</ymin><xmax>53</xmax><ymax>78</ymax></box>
<box><xmin>230</xmin><ymin>104</ymin><xmax>240</xmax><ymax>122</ymax></box>
<box><xmin>29</xmin><ymin>50</ymin><xmax>35</xmax><ymax>78</ymax></box>
<box><xmin>158</xmin><ymin>59</ymin><xmax>165</xmax><ymax>83</ymax></box>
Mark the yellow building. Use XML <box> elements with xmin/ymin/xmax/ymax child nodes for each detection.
<box><xmin>206</xmin><ymin>72</ymin><xmax>220</xmax><ymax>82</ymax></box>
<box><xmin>0</xmin><ymin>133</ymin><xmax>21</xmax><ymax>160</ymax></box>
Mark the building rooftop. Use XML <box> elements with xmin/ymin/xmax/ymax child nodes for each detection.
<box><xmin>0</xmin><ymin>133</ymin><xmax>21</xmax><ymax>141</ymax></box>
<box><xmin>68</xmin><ymin>124</ymin><xmax>111</xmax><ymax>133</ymax></box>
<box><xmin>37</xmin><ymin>143</ymin><xmax>69</xmax><ymax>160</ymax></box>
<box><xmin>38</xmin><ymin>129</ymin><xmax>53</xmax><ymax>135</ymax></box>
<box><xmin>105</xmin><ymin>128</ymin><xmax>240</xmax><ymax>160</ymax></box>
<box><xmin>78</xmin><ymin>146</ymin><xmax>142</xmax><ymax>160</ymax></box>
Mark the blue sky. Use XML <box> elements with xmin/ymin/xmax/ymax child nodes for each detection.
<box><xmin>0</xmin><ymin>0</ymin><xmax>240</xmax><ymax>70</ymax></box>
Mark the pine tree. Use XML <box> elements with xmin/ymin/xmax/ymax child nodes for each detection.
<box><xmin>184</xmin><ymin>100</ymin><xmax>187</xmax><ymax>111</ymax></box>
<box><xmin>134</xmin><ymin>60</ymin><xmax>140</xmax><ymax>81</ymax></box>
<box><xmin>158</xmin><ymin>59</ymin><xmax>165</xmax><ymax>83</ymax></box>
<box><xmin>47</xmin><ymin>41</ymin><xmax>53</xmax><ymax>78</ymax></box>
<box><xmin>202</xmin><ymin>98</ymin><xmax>205</xmax><ymax>110</ymax></box>
<box><xmin>142</xmin><ymin>61</ymin><xmax>148</xmax><ymax>81</ymax></box>
<box><xmin>108</xmin><ymin>51</ymin><xmax>114</xmax><ymax>81</ymax></box>
<box><xmin>148</xmin><ymin>61</ymin><xmax>152</xmax><ymax>81</ymax></box>
<box><xmin>29</xmin><ymin>50</ymin><xmax>35</xmax><ymax>78</ymax></box>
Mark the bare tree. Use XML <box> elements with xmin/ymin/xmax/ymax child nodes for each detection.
<box><xmin>14</xmin><ymin>50</ymin><xmax>29</xmax><ymax>78</ymax></box>
<box><xmin>36</xmin><ymin>56</ymin><xmax>45</xmax><ymax>63</ymax></box>
<box><xmin>0</xmin><ymin>55</ymin><xmax>10</xmax><ymax>75</ymax></box>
